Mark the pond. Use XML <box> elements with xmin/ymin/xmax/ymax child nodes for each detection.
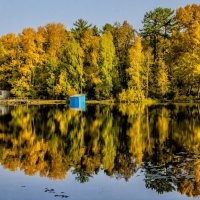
<box><xmin>0</xmin><ymin>103</ymin><xmax>199</xmax><ymax>200</ymax></box>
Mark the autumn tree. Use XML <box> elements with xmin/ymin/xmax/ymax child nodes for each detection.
<box><xmin>11</xmin><ymin>28</ymin><xmax>39</xmax><ymax>97</ymax></box>
<box><xmin>95</xmin><ymin>31</ymin><xmax>116</xmax><ymax>99</ymax></box>
<box><xmin>80</xmin><ymin>29</ymin><xmax>101</xmax><ymax>98</ymax></box>
<box><xmin>119</xmin><ymin>36</ymin><xmax>145</xmax><ymax>102</ymax></box>
<box><xmin>113</xmin><ymin>21</ymin><xmax>135</xmax><ymax>92</ymax></box>
<box><xmin>0</xmin><ymin>41</ymin><xmax>7</xmax><ymax>88</ymax></box>
<box><xmin>169</xmin><ymin>4</ymin><xmax>200</xmax><ymax>98</ymax></box>
<box><xmin>127</xmin><ymin>36</ymin><xmax>145</xmax><ymax>100</ymax></box>
<box><xmin>0</xmin><ymin>33</ymin><xmax>19</xmax><ymax>90</ymax></box>
<box><xmin>143</xmin><ymin>47</ymin><xmax>153</xmax><ymax>98</ymax></box>
<box><xmin>156</xmin><ymin>60</ymin><xmax>169</xmax><ymax>97</ymax></box>
<box><xmin>42</xmin><ymin>23</ymin><xmax>69</xmax><ymax>98</ymax></box>
<box><xmin>54</xmin><ymin>35</ymin><xmax>84</xmax><ymax>97</ymax></box>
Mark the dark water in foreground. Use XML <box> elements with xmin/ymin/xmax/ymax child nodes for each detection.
<box><xmin>0</xmin><ymin>103</ymin><xmax>199</xmax><ymax>200</ymax></box>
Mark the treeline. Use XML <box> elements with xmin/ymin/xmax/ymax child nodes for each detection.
<box><xmin>0</xmin><ymin>4</ymin><xmax>199</xmax><ymax>100</ymax></box>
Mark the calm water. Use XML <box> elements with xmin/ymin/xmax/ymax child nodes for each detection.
<box><xmin>0</xmin><ymin>103</ymin><xmax>199</xmax><ymax>200</ymax></box>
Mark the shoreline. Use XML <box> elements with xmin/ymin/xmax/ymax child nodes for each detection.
<box><xmin>0</xmin><ymin>98</ymin><xmax>199</xmax><ymax>106</ymax></box>
<box><xmin>0</xmin><ymin>99</ymin><xmax>66</xmax><ymax>105</ymax></box>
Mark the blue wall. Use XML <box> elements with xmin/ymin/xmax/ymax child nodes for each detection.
<box><xmin>70</xmin><ymin>95</ymin><xmax>86</xmax><ymax>111</ymax></box>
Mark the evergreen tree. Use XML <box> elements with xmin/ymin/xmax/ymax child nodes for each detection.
<box><xmin>140</xmin><ymin>7</ymin><xmax>176</xmax><ymax>61</ymax></box>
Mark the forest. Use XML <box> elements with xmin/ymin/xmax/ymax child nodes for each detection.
<box><xmin>0</xmin><ymin>4</ymin><xmax>199</xmax><ymax>101</ymax></box>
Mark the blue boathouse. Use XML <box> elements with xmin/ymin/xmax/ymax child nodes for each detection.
<box><xmin>70</xmin><ymin>94</ymin><xmax>86</xmax><ymax>111</ymax></box>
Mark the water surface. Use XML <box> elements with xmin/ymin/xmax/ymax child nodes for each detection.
<box><xmin>0</xmin><ymin>103</ymin><xmax>199</xmax><ymax>200</ymax></box>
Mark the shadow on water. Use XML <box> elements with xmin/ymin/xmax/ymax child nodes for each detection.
<box><xmin>0</xmin><ymin>103</ymin><xmax>199</xmax><ymax>198</ymax></box>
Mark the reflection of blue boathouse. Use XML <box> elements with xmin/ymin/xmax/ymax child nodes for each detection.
<box><xmin>70</xmin><ymin>94</ymin><xmax>86</xmax><ymax>111</ymax></box>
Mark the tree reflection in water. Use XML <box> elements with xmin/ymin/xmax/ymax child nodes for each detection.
<box><xmin>0</xmin><ymin>104</ymin><xmax>199</xmax><ymax>197</ymax></box>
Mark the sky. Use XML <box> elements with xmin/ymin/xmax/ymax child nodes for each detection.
<box><xmin>0</xmin><ymin>0</ymin><xmax>199</xmax><ymax>36</ymax></box>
